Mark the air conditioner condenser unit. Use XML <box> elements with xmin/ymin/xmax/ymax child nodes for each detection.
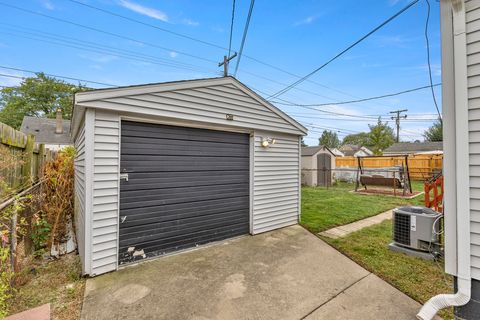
<box><xmin>389</xmin><ymin>206</ymin><xmax>442</xmax><ymax>259</ymax></box>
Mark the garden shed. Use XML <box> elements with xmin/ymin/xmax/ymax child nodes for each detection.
<box><xmin>301</xmin><ymin>146</ymin><xmax>336</xmax><ymax>187</ymax></box>
<box><xmin>71</xmin><ymin>77</ymin><xmax>307</xmax><ymax>276</ymax></box>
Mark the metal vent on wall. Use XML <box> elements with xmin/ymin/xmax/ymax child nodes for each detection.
<box><xmin>393</xmin><ymin>212</ymin><xmax>410</xmax><ymax>245</ymax></box>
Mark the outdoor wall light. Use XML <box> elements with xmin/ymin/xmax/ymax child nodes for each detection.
<box><xmin>261</xmin><ymin>137</ymin><xmax>276</xmax><ymax>148</ymax></box>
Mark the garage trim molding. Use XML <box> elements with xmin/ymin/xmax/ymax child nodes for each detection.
<box><xmin>72</xmin><ymin>77</ymin><xmax>307</xmax><ymax>276</ymax></box>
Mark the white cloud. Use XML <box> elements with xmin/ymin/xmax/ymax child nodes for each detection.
<box><xmin>294</xmin><ymin>16</ymin><xmax>316</xmax><ymax>26</ymax></box>
<box><xmin>78</xmin><ymin>53</ymin><xmax>118</xmax><ymax>63</ymax></box>
<box><xmin>118</xmin><ymin>0</ymin><xmax>168</xmax><ymax>22</ymax></box>
<box><xmin>373</xmin><ymin>35</ymin><xmax>414</xmax><ymax>48</ymax></box>
<box><xmin>169</xmin><ymin>51</ymin><xmax>178</xmax><ymax>58</ymax></box>
<box><xmin>182</xmin><ymin>18</ymin><xmax>199</xmax><ymax>27</ymax></box>
<box><xmin>41</xmin><ymin>0</ymin><xmax>54</xmax><ymax>10</ymax></box>
<box><xmin>388</xmin><ymin>0</ymin><xmax>401</xmax><ymax>6</ymax></box>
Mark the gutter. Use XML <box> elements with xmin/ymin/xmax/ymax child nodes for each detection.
<box><xmin>417</xmin><ymin>0</ymin><xmax>471</xmax><ymax>318</ymax></box>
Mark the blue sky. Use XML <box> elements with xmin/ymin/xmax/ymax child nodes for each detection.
<box><xmin>0</xmin><ymin>0</ymin><xmax>441</xmax><ymax>144</ymax></box>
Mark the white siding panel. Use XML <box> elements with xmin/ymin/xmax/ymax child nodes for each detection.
<box><xmin>74</xmin><ymin>120</ymin><xmax>86</xmax><ymax>273</ymax></box>
<box><xmin>253</xmin><ymin>133</ymin><xmax>299</xmax><ymax>234</ymax></box>
<box><xmin>91</xmin><ymin>110</ymin><xmax>119</xmax><ymax>275</ymax></box>
<box><xmin>79</xmin><ymin>83</ymin><xmax>304</xmax><ymax>135</ymax></box>
<box><xmin>467</xmin><ymin>6</ymin><xmax>480</xmax><ymax>278</ymax></box>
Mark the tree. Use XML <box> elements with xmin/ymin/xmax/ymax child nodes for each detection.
<box><xmin>301</xmin><ymin>137</ymin><xmax>308</xmax><ymax>147</ymax></box>
<box><xmin>318</xmin><ymin>130</ymin><xmax>340</xmax><ymax>148</ymax></box>
<box><xmin>423</xmin><ymin>120</ymin><xmax>443</xmax><ymax>142</ymax></box>
<box><xmin>341</xmin><ymin>132</ymin><xmax>370</xmax><ymax>147</ymax></box>
<box><xmin>367</xmin><ymin>118</ymin><xmax>395</xmax><ymax>155</ymax></box>
<box><xmin>0</xmin><ymin>73</ymin><xmax>86</xmax><ymax>129</ymax></box>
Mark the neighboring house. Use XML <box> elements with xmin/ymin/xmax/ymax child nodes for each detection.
<box><xmin>330</xmin><ymin>147</ymin><xmax>345</xmax><ymax>157</ymax></box>
<box><xmin>339</xmin><ymin>144</ymin><xmax>373</xmax><ymax>157</ymax></box>
<box><xmin>20</xmin><ymin>110</ymin><xmax>72</xmax><ymax>150</ymax></box>
<box><xmin>383</xmin><ymin>141</ymin><xmax>443</xmax><ymax>155</ymax></box>
<box><xmin>71</xmin><ymin>76</ymin><xmax>307</xmax><ymax>276</ymax></box>
<box><xmin>301</xmin><ymin>146</ymin><xmax>336</xmax><ymax>187</ymax></box>
<box><xmin>418</xmin><ymin>1</ymin><xmax>480</xmax><ymax>319</ymax></box>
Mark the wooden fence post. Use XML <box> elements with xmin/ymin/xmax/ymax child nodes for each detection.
<box><xmin>21</xmin><ymin>134</ymin><xmax>35</xmax><ymax>187</ymax></box>
<box><xmin>37</xmin><ymin>143</ymin><xmax>45</xmax><ymax>180</ymax></box>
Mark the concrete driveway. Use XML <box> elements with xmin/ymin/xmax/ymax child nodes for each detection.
<box><xmin>81</xmin><ymin>225</ymin><xmax>422</xmax><ymax>320</ymax></box>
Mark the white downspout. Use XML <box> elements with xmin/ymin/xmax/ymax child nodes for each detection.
<box><xmin>417</xmin><ymin>0</ymin><xmax>471</xmax><ymax>318</ymax></box>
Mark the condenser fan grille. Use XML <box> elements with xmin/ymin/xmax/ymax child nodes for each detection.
<box><xmin>393</xmin><ymin>213</ymin><xmax>410</xmax><ymax>245</ymax></box>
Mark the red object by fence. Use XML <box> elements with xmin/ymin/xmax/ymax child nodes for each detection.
<box><xmin>424</xmin><ymin>175</ymin><xmax>444</xmax><ymax>213</ymax></box>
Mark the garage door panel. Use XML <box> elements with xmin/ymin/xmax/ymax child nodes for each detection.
<box><xmin>120</xmin><ymin>191</ymin><xmax>249</xmax><ymax>209</ymax></box>
<box><xmin>119</xmin><ymin>121</ymin><xmax>250</xmax><ymax>265</ymax></box>
<box><xmin>119</xmin><ymin>223</ymin><xmax>249</xmax><ymax>263</ymax></box>
<box><xmin>119</xmin><ymin>221</ymin><xmax>249</xmax><ymax>252</ymax></box>
<box><xmin>120</xmin><ymin>183</ymin><xmax>248</xmax><ymax>199</ymax></box>
<box><xmin>119</xmin><ymin>210</ymin><xmax>249</xmax><ymax>241</ymax></box>
<box><xmin>121</xmin><ymin>207</ymin><xmax>249</xmax><ymax>228</ymax></box>
<box><xmin>122</xmin><ymin>172</ymin><xmax>248</xmax><ymax>190</ymax></box>
<box><xmin>120</xmin><ymin>196</ymin><xmax>249</xmax><ymax>218</ymax></box>
<box><xmin>121</xmin><ymin>123</ymin><xmax>249</xmax><ymax>144</ymax></box>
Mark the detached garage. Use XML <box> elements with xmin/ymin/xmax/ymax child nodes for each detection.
<box><xmin>71</xmin><ymin>77</ymin><xmax>307</xmax><ymax>276</ymax></box>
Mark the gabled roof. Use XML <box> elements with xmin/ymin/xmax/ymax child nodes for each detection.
<box><xmin>339</xmin><ymin>144</ymin><xmax>371</xmax><ymax>157</ymax></box>
<box><xmin>301</xmin><ymin>146</ymin><xmax>335</xmax><ymax>157</ymax></box>
<box><xmin>73</xmin><ymin>76</ymin><xmax>307</xmax><ymax>136</ymax></box>
<box><xmin>20</xmin><ymin>116</ymin><xmax>72</xmax><ymax>145</ymax></box>
<box><xmin>384</xmin><ymin>141</ymin><xmax>443</xmax><ymax>154</ymax></box>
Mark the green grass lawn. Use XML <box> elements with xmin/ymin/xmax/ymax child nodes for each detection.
<box><xmin>300</xmin><ymin>181</ymin><xmax>424</xmax><ymax>233</ymax></box>
<box><xmin>322</xmin><ymin>221</ymin><xmax>453</xmax><ymax>319</ymax></box>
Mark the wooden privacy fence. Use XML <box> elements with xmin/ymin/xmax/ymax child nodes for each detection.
<box><xmin>335</xmin><ymin>154</ymin><xmax>443</xmax><ymax>181</ymax></box>
<box><xmin>0</xmin><ymin>122</ymin><xmax>56</xmax><ymax>201</ymax></box>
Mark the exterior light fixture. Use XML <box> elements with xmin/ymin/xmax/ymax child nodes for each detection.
<box><xmin>261</xmin><ymin>137</ymin><xmax>276</xmax><ymax>148</ymax></box>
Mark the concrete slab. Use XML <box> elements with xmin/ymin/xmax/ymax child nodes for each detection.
<box><xmin>319</xmin><ymin>210</ymin><xmax>393</xmax><ymax>239</ymax></box>
<box><xmin>304</xmin><ymin>274</ymin><xmax>422</xmax><ymax>320</ymax></box>
<box><xmin>81</xmin><ymin>225</ymin><xmax>422</xmax><ymax>320</ymax></box>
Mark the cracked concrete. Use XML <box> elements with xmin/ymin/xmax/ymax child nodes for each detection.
<box><xmin>81</xmin><ymin>225</ymin><xmax>422</xmax><ymax>320</ymax></box>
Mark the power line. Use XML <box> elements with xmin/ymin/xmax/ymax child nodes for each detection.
<box><xmin>424</xmin><ymin>0</ymin><xmax>442</xmax><ymax>122</ymax></box>
<box><xmin>0</xmin><ymin>66</ymin><xmax>116</xmax><ymax>87</ymax></box>
<box><xmin>59</xmin><ymin>0</ymin><xmax>401</xmax><ymax>103</ymax></box>
<box><xmin>228</xmin><ymin>0</ymin><xmax>236</xmax><ymax>57</ymax></box>
<box><xmin>0</xmin><ymin>26</ymin><xmax>216</xmax><ymax>74</ymax></box>
<box><xmin>66</xmin><ymin>0</ymin><xmax>226</xmax><ymax>51</ymax></box>
<box><xmin>233</xmin><ymin>0</ymin><xmax>255</xmax><ymax>76</ymax></box>
<box><xmin>0</xmin><ymin>2</ymin><xmax>217</xmax><ymax>64</ymax></box>
<box><xmin>271</xmin><ymin>83</ymin><xmax>441</xmax><ymax>106</ymax></box>
<box><xmin>268</xmin><ymin>0</ymin><xmax>420</xmax><ymax>99</ymax></box>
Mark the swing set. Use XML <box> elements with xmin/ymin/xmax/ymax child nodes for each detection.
<box><xmin>354</xmin><ymin>155</ymin><xmax>413</xmax><ymax>197</ymax></box>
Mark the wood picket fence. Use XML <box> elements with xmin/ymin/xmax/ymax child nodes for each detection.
<box><xmin>335</xmin><ymin>154</ymin><xmax>443</xmax><ymax>181</ymax></box>
<box><xmin>0</xmin><ymin>122</ymin><xmax>56</xmax><ymax>201</ymax></box>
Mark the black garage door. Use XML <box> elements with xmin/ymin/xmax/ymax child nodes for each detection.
<box><xmin>118</xmin><ymin>121</ymin><xmax>250</xmax><ymax>264</ymax></box>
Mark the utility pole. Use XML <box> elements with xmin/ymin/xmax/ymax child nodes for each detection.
<box><xmin>390</xmin><ymin>109</ymin><xmax>408</xmax><ymax>143</ymax></box>
<box><xmin>218</xmin><ymin>52</ymin><xmax>237</xmax><ymax>77</ymax></box>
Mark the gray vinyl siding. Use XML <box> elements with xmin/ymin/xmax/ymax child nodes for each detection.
<box><xmin>74</xmin><ymin>120</ymin><xmax>86</xmax><ymax>272</ymax></box>
<box><xmin>467</xmin><ymin>0</ymin><xmax>480</xmax><ymax>280</ymax></box>
<box><xmin>77</xmin><ymin>82</ymin><xmax>303</xmax><ymax>136</ymax></box>
<box><xmin>252</xmin><ymin>132</ymin><xmax>299</xmax><ymax>233</ymax></box>
<box><xmin>91</xmin><ymin>110</ymin><xmax>120</xmax><ymax>275</ymax></box>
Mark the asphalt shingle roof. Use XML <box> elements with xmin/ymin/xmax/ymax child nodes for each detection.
<box><xmin>384</xmin><ymin>141</ymin><xmax>443</xmax><ymax>153</ymax></box>
<box><xmin>20</xmin><ymin>116</ymin><xmax>72</xmax><ymax>145</ymax></box>
<box><xmin>301</xmin><ymin>146</ymin><xmax>333</xmax><ymax>156</ymax></box>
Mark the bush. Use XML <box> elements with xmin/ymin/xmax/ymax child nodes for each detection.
<box><xmin>41</xmin><ymin>147</ymin><xmax>74</xmax><ymax>247</ymax></box>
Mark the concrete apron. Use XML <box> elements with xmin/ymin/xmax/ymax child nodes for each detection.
<box><xmin>81</xmin><ymin>225</ymin><xmax>422</xmax><ymax>320</ymax></box>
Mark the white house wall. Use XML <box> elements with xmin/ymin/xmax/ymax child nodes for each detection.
<box><xmin>73</xmin><ymin>117</ymin><xmax>86</xmax><ymax>273</ymax></box>
<box><xmin>252</xmin><ymin>132</ymin><xmax>300</xmax><ymax>234</ymax></box>
<box><xmin>467</xmin><ymin>0</ymin><xmax>480</xmax><ymax>279</ymax></box>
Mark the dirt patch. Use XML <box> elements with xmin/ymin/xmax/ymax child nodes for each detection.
<box><xmin>8</xmin><ymin>253</ymin><xmax>85</xmax><ymax>320</ymax></box>
<box><xmin>353</xmin><ymin>189</ymin><xmax>423</xmax><ymax>199</ymax></box>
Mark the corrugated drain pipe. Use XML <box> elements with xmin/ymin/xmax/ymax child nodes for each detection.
<box><xmin>417</xmin><ymin>1</ymin><xmax>471</xmax><ymax>319</ymax></box>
